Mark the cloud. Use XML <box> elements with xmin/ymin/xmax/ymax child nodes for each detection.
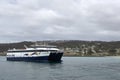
<box><xmin>0</xmin><ymin>0</ymin><xmax>120</xmax><ymax>42</ymax></box>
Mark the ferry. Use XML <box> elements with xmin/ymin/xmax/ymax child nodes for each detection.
<box><xmin>6</xmin><ymin>44</ymin><xmax>63</xmax><ymax>62</ymax></box>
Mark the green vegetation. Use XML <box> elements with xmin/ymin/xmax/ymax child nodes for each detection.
<box><xmin>0</xmin><ymin>40</ymin><xmax>120</xmax><ymax>56</ymax></box>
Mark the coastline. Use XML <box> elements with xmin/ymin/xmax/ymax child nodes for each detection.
<box><xmin>1</xmin><ymin>51</ymin><xmax>120</xmax><ymax>57</ymax></box>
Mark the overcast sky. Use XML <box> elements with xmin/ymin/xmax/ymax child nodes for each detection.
<box><xmin>0</xmin><ymin>0</ymin><xmax>120</xmax><ymax>42</ymax></box>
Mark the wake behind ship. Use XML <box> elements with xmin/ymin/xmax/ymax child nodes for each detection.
<box><xmin>6</xmin><ymin>44</ymin><xmax>63</xmax><ymax>62</ymax></box>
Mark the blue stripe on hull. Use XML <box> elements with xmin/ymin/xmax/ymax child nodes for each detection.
<box><xmin>7</xmin><ymin>56</ymin><xmax>49</xmax><ymax>62</ymax></box>
<box><xmin>7</xmin><ymin>52</ymin><xmax>63</xmax><ymax>62</ymax></box>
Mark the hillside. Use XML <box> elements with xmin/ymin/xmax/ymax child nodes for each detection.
<box><xmin>0</xmin><ymin>40</ymin><xmax>120</xmax><ymax>56</ymax></box>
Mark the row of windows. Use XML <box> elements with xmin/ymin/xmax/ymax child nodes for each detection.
<box><xmin>8</xmin><ymin>50</ymin><xmax>57</xmax><ymax>53</ymax></box>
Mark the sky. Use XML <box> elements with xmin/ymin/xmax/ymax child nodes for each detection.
<box><xmin>0</xmin><ymin>0</ymin><xmax>120</xmax><ymax>42</ymax></box>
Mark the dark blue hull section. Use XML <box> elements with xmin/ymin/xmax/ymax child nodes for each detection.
<box><xmin>7</xmin><ymin>53</ymin><xmax>63</xmax><ymax>62</ymax></box>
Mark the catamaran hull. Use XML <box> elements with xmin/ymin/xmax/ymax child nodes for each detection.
<box><xmin>7</xmin><ymin>52</ymin><xmax>63</xmax><ymax>62</ymax></box>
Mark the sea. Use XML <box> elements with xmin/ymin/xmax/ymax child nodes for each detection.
<box><xmin>0</xmin><ymin>56</ymin><xmax>120</xmax><ymax>80</ymax></box>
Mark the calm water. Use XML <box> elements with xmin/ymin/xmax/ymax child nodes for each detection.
<box><xmin>0</xmin><ymin>56</ymin><xmax>120</xmax><ymax>80</ymax></box>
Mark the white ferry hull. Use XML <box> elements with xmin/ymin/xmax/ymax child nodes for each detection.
<box><xmin>7</xmin><ymin>52</ymin><xmax>63</xmax><ymax>62</ymax></box>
